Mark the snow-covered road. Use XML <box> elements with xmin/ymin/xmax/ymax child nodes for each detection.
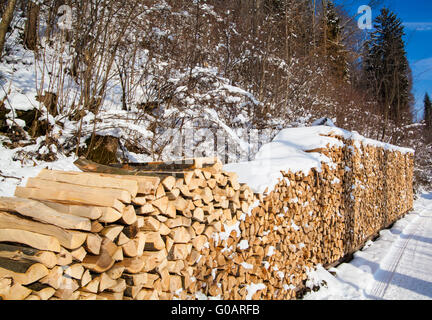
<box><xmin>305</xmin><ymin>192</ymin><xmax>432</xmax><ymax>300</ymax></box>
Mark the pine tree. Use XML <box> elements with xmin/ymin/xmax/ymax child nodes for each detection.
<box><xmin>323</xmin><ymin>0</ymin><xmax>348</xmax><ymax>81</ymax></box>
<box><xmin>425</xmin><ymin>93</ymin><xmax>432</xmax><ymax>128</ymax></box>
<box><xmin>363</xmin><ymin>8</ymin><xmax>412</xmax><ymax>125</ymax></box>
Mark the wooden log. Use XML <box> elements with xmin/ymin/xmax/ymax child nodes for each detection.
<box><xmin>106</xmin><ymin>265</ymin><xmax>125</xmax><ymax>280</ymax></box>
<box><xmin>99</xmin><ymin>272</ymin><xmax>117</xmax><ymax>292</ymax></box>
<box><xmin>0</xmin><ymin>211</ymin><xmax>87</xmax><ymax>250</ymax></box>
<box><xmin>74</xmin><ymin>158</ymin><xmax>166</xmax><ymax>185</ymax></box>
<box><xmin>152</xmin><ymin>197</ymin><xmax>176</xmax><ymax>218</ymax></box>
<box><xmin>139</xmin><ymin>203</ymin><xmax>156</xmax><ymax>215</ymax></box>
<box><xmin>141</xmin><ymin>250</ymin><xmax>167</xmax><ymax>272</ymax></box>
<box><xmin>98</xmin><ymin>207</ymin><xmax>123</xmax><ymax>224</ymax></box>
<box><xmin>0</xmin><ymin>243</ymin><xmax>57</xmax><ymax>269</ymax></box>
<box><xmin>64</xmin><ymin>264</ymin><xmax>85</xmax><ymax>280</ymax></box>
<box><xmin>0</xmin><ymin>229</ymin><xmax>61</xmax><ymax>253</ymax></box>
<box><xmin>142</xmin><ymin>216</ymin><xmax>160</xmax><ymax>232</ymax></box>
<box><xmin>82</xmin><ymin>252</ymin><xmax>115</xmax><ymax>273</ymax></box>
<box><xmin>170</xmin><ymin>244</ymin><xmax>192</xmax><ymax>260</ymax></box>
<box><xmin>91</xmin><ymin>221</ymin><xmax>104</xmax><ymax>233</ymax></box>
<box><xmin>121</xmin><ymin>206</ymin><xmax>137</xmax><ymax>225</ymax></box>
<box><xmin>81</xmin><ymin>269</ymin><xmax>92</xmax><ymax>287</ymax></box>
<box><xmin>37</xmin><ymin>169</ymin><xmax>139</xmax><ymax>197</ymax></box>
<box><xmin>109</xmin><ymin>157</ymin><xmax>221</xmax><ymax>171</ymax></box>
<box><xmin>0</xmin><ymin>197</ymin><xmax>91</xmax><ymax>231</ymax></box>
<box><xmin>107</xmin><ymin>279</ymin><xmax>126</xmax><ymax>293</ymax></box>
<box><xmin>15</xmin><ymin>187</ymin><xmax>125</xmax><ymax>213</ymax></box>
<box><xmin>81</xmin><ymin>276</ymin><xmax>100</xmax><ymax>294</ymax></box>
<box><xmin>71</xmin><ymin>246</ymin><xmax>87</xmax><ymax>262</ymax></box>
<box><xmin>165</xmin><ymin>216</ymin><xmax>192</xmax><ymax>229</ymax></box>
<box><xmin>122</xmin><ymin>240</ymin><xmax>138</xmax><ymax>258</ymax></box>
<box><xmin>169</xmin><ymin>227</ymin><xmax>192</xmax><ymax>244</ymax></box>
<box><xmin>125</xmin><ymin>284</ymin><xmax>144</xmax><ymax>299</ymax></box>
<box><xmin>117</xmin><ymin>257</ymin><xmax>145</xmax><ymax>274</ymax></box>
<box><xmin>167</xmin><ymin>260</ymin><xmax>185</xmax><ymax>275</ymax></box>
<box><xmin>25</xmin><ymin>178</ymin><xmax>132</xmax><ymax>204</ymax></box>
<box><xmin>97</xmin><ymin>292</ymin><xmax>123</xmax><ymax>300</ymax></box>
<box><xmin>117</xmin><ymin>232</ymin><xmax>130</xmax><ymax>246</ymax></box>
<box><xmin>162</xmin><ymin>176</ymin><xmax>176</xmax><ymax>191</ymax></box>
<box><xmin>100</xmin><ymin>225</ymin><xmax>124</xmax><ymax>242</ymax></box>
<box><xmin>0</xmin><ymin>257</ymin><xmax>49</xmax><ymax>285</ymax></box>
<box><xmin>85</xmin><ymin>233</ymin><xmax>102</xmax><ymax>255</ymax></box>
<box><xmin>144</xmin><ymin>232</ymin><xmax>165</xmax><ymax>251</ymax></box>
<box><xmin>26</xmin><ymin>283</ymin><xmax>56</xmax><ymax>300</ymax></box>
<box><xmin>56</xmin><ymin>247</ymin><xmax>73</xmax><ymax>266</ymax></box>
<box><xmin>41</xmin><ymin>201</ymin><xmax>102</xmax><ymax>220</ymax></box>
<box><xmin>0</xmin><ymin>282</ymin><xmax>32</xmax><ymax>300</ymax></box>
<box><xmin>135</xmin><ymin>288</ymin><xmax>159</xmax><ymax>300</ymax></box>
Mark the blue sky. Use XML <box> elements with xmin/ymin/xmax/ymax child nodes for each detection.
<box><xmin>336</xmin><ymin>0</ymin><xmax>432</xmax><ymax>121</ymax></box>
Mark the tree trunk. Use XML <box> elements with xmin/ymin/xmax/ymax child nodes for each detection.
<box><xmin>0</xmin><ymin>0</ymin><xmax>17</xmax><ymax>57</ymax></box>
<box><xmin>23</xmin><ymin>0</ymin><xmax>40</xmax><ymax>51</ymax></box>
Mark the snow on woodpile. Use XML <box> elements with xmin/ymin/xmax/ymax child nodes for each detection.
<box><xmin>224</xmin><ymin>125</ymin><xmax>414</xmax><ymax>194</ymax></box>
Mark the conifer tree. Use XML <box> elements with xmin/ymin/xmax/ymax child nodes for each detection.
<box><xmin>323</xmin><ymin>0</ymin><xmax>347</xmax><ymax>80</ymax></box>
<box><xmin>425</xmin><ymin>93</ymin><xmax>432</xmax><ymax>128</ymax></box>
<box><xmin>363</xmin><ymin>8</ymin><xmax>412</xmax><ymax>125</ymax></box>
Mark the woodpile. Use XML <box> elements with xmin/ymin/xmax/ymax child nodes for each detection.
<box><xmin>0</xmin><ymin>132</ymin><xmax>414</xmax><ymax>300</ymax></box>
<box><xmin>0</xmin><ymin>157</ymin><xmax>257</xmax><ymax>300</ymax></box>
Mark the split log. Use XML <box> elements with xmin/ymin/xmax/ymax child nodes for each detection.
<box><xmin>15</xmin><ymin>187</ymin><xmax>125</xmax><ymax>213</ymax></box>
<box><xmin>0</xmin><ymin>257</ymin><xmax>49</xmax><ymax>285</ymax></box>
<box><xmin>25</xmin><ymin>178</ymin><xmax>132</xmax><ymax>204</ymax></box>
<box><xmin>41</xmin><ymin>201</ymin><xmax>102</xmax><ymax>220</ymax></box>
<box><xmin>0</xmin><ymin>243</ymin><xmax>57</xmax><ymax>269</ymax></box>
<box><xmin>37</xmin><ymin>169</ymin><xmax>139</xmax><ymax>197</ymax></box>
<box><xmin>0</xmin><ymin>229</ymin><xmax>61</xmax><ymax>252</ymax></box>
<box><xmin>0</xmin><ymin>197</ymin><xmax>91</xmax><ymax>231</ymax></box>
<box><xmin>0</xmin><ymin>211</ymin><xmax>87</xmax><ymax>250</ymax></box>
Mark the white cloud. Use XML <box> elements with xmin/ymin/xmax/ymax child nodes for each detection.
<box><xmin>411</xmin><ymin>57</ymin><xmax>432</xmax><ymax>80</ymax></box>
<box><xmin>403</xmin><ymin>22</ymin><xmax>432</xmax><ymax>31</ymax></box>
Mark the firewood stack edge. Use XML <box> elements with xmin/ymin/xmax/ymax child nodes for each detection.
<box><xmin>0</xmin><ymin>131</ymin><xmax>414</xmax><ymax>300</ymax></box>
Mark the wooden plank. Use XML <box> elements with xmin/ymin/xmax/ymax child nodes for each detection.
<box><xmin>0</xmin><ymin>211</ymin><xmax>88</xmax><ymax>250</ymax></box>
<box><xmin>25</xmin><ymin>178</ymin><xmax>131</xmax><ymax>203</ymax></box>
<box><xmin>14</xmin><ymin>187</ymin><xmax>125</xmax><ymax>213</ymax></box>
<box><xmin>0</xmin><ymin>197</ymin><xmax>91</xmax><ymax>231</ymax></box>
<box><xmin>0</xmin><ymin>229</ymin><xmax>61</xmax><ymax>252</ymax></box>
<box><xmin>37</xmin><ymin>169</ymin><xmax>139</xmax><ymax>197</ymax></box>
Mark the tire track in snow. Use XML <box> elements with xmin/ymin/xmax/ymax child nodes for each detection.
<box><xmin>367</xmin><ymin>203</ymin><xmax>430</xmax><ymax>299</ymax></box>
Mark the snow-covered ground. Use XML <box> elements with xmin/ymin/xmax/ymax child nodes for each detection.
<box><xmin>304</xmin><ymin>191</ymin><xmax>432</xmax><ymax>300</ymax></box>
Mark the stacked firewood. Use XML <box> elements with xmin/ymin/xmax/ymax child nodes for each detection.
<box><xmin>0</xmin><ymin>133</ymin><xmax>414</xmax><ymax>301</ymax></box>
<box><xmin>0</xmin><ymin>158</ymin><xmax>257</xmax><ymax>300</ymax></box>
